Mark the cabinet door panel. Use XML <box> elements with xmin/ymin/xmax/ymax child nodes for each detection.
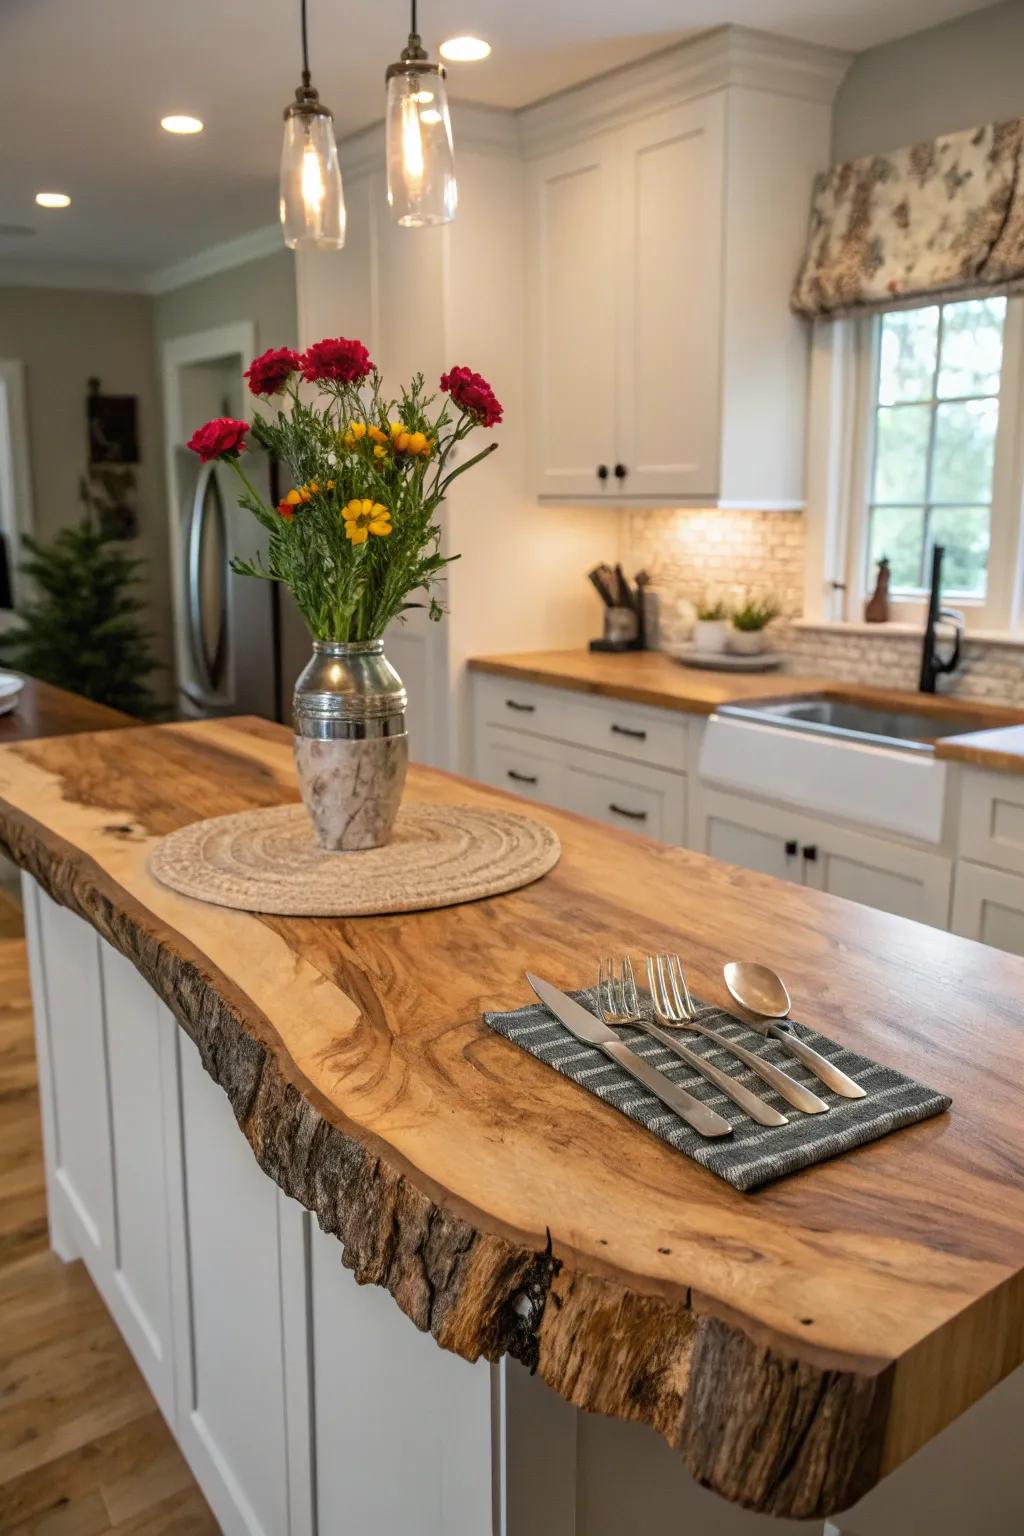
<box><xmin>101</xmin><ymin>943</ymin><xmax>177</xmax><ymax>1419</ymax></box>
<box><xmin>310</xmin><ymin>1225</ymin><xmax>492</xmax><ymax>1534</ymax></box>
<box><xmin>805</xmin><ymin>828</ymin><xmax>951</xmax><ymax>929</ymax></box>
<box><xmin>698</xmin><ymin>790</ymin><xmax>795</xmax><ymax>881</ymax></box>
<box><xmin>952</xmin><ymin>861</ymin><xmax>1024</xmax><ymax>956</ymax></box>
<box><xmin>530</xmin><ymin>136</ymin><xmax>618</xmax><ymax>497</ymax></box>
<box><xmin>172</xmin><ymin>1030</ymin><xmax>290</xmax><ymax>1536</ymax></box>
<box><xmin>34</xmin><ymin>889</ymin><xmax>115</xmax><ymax>1273</ymax></box>
<box><xmin>616</xmin><ymin>97</ymin><xmax>725</xmax><ymax>498</ymax></box>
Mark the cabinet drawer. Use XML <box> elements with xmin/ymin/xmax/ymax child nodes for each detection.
<box><xmin>958</xmin><ymin>768</ymin><xmax>1024</xmax><ymax>876</ymax></box>
<box><xmin>474</xmin><ymin>673</ymin><xmax>565</xmax><ymax>739</ymax></box>
<box><xmin>563</xmin><ymin>751</ymin><xmax>686</xmax><ymax>844</ymax></box>
<box><xmin>566</xmin><ymin>696</ymin><xmax>688</xmax><ymax>771</ymax></box>
<box><xmin>478</xmin><ymin>726</ymin><xmax>565</xmax><ymax>809</ymax></box>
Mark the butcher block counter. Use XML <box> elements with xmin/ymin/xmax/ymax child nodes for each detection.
<box><xmin>3</xmin><ymin>715</ymin><xmax>1024</xmax><ymax>1531</ymax></box>
<box><xmin>0</xmin><ymin>671</ymin><xmax>137</xmax><ymax>742</ymax></box>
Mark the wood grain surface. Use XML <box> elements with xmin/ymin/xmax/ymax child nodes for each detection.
<box><xmin>468</xmin><ymin>648</ymin><xmax>1024</xmax><ymax>734</ymax></box>
<box><xmin>936</xmin><ymin>722</ymin><xmax>1024</xmax><ymax>774</ymax></box>
<box><xmin>2</xmin><ymin>717</ymin><xmax>1024</xmax><ymax>1519</ymax></box>
<box><xmin>0</xmin><ymin>673</ymin><xmax>137</xmax><ymax>744</ymax></box>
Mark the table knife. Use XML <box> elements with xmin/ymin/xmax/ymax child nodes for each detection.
<box><xmin>526</xmin><ymin>974</ymin><xmax>732</xmax><ymax>1139</ymax></box>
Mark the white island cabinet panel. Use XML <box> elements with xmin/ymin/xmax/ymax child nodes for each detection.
<box><xmin>171</xmin><ymin>1029</ymin><xmax>291</xmax><ymax>1536</ymax></box>
<box><xmin>28</xmin><ymin>886</ymin><xmax>115</xmax><ymax>1276</ymax></box>
<box><xmin>100</xmin><ymin>942</ymin><xmax>178</xmax><ymax>1420</ymax></box>
<box><xmin>310</xmin><ymin>1223</ymin><xmax>493</xmax><ymax>1534</ymax></box>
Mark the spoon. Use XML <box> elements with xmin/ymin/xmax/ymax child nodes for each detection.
<box><xmin>723</xmin><ymin>962</ymin><xmax>867</xmax><ymax>1100</ymax></box>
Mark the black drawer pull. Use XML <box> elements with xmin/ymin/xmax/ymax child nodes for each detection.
<box><xmin>597</xmin><ymin>463</ymin><xmax>609</xmax><ymax>480</ymax></box>
<box><xmin>609</xmin><ymin>803</ymin><xmax>647</xmax><ymax>821</ymax></box>
<box><xmin>505</xmin><ymin>699</ymin><xmax>535</xmax><ymax>713</ymax></box>
<box><xmin>802</xmin><ymin>844</ymin><xmax>818</xmax><ymax>862</ymax></box>
<box><xmin>613</xmin><ymin>462</ymin><xmax>628</xmax><ymax>479</ymax></box>
<box><xmin>507</xmin><ymin>769</ymin><xmax>538</xmax><ymax>785</ymax></box>
<box><xmin>611</xmin><ymin>723</ymin><xmax>646</xmax><ymax>740</ymax></box>
<box><xmin>785</xmin><ymin>839</ymin><xmax>798</xmax><ymax>857</ymax></box>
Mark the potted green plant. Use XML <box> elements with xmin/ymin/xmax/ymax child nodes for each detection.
<box><xmin>693</xmin><ymin>598</ymin><xmax>730</xmax><ymax>654</ymax></box>
<box><xmin>728</xmin><ymin>595</ymin><xmax>781</xmax><ymax>655</ymax></box>
<box><xmin>186</xmin><ymin>339</ymin><xmax>501</xmax><ymax>851</ymax></box>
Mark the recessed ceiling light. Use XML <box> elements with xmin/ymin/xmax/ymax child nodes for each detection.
<box><xmin>35</xmin><ymin>192</ymin><xmax>71</xmax><ymax>209</ymax></box>
<box><xmin>439</xmin><ymin>36</ymin><xmax>491</xmax><ymax>62</ymax></box>
<box><xmin>161</xmin><ymin>114</ymin><xmax>204</xmax><ymax>135</ymax></box>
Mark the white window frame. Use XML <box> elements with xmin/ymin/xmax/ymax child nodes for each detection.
<box><xmin>804</xmin><ymin>300</ymin><xmax>1024</xmax><ymax>635</ymax></box>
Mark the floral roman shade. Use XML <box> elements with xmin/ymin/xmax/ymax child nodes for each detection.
<box><xmin>792</xmin><ymin>119</ymin><xmax>1024</xmax><ymax>320</ymax></box>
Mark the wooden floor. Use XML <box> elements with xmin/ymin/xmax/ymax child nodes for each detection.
<box><xmin>0</xmin><ymin>893</ymin><xmax>219</xmax><ymax>1534</ymax></box>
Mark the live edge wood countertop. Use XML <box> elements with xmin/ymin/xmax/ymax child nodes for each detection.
<box><xmin>4</xmin><ymin>717</ymin><xmax>1024</xmax><ymax>1519</ymax></box>
<box><xmin>469</xmin><ymin>648</ymin><xmax>1024</xmax><ymax>770</ymax></box>
<box><xmin>0</xmin><ymin>672</ymin><xmax>138</xmax><ymax>743</ymax></box>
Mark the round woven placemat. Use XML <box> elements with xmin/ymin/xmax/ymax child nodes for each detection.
<box><xmin>147</xmin><ymin>801</ymin><xmax>561</xmax><ymax>916</ymax></box>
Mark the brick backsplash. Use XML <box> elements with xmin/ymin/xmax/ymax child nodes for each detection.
<box><xmin>625</xmin><ymin>507</ymin><xmax>1024</xmax><ymax>705</ymax></box>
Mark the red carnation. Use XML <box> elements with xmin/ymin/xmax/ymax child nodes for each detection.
<box><xmin>245</xmin><ymin>346</ymin><xmax>301</xmax><ymax>397</ymax></box>
<box><xmin>187</xmin><ymin>417</ymin><xmax>249</xmax><ymax>462</ymax></box>
<box><xmin>440</xmin><ymin>366</ymin><xmax>503</xmax><ymax>428</ymax></box>
<box><xmin>301</xmin><ymin>336</ymin><xmax>374</xmax><ymax>385</ymax></box>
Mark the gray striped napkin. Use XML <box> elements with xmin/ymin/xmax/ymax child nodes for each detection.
<box><xmin>483</xmin><ymin>987</ymin><xmax>951</xmax><ymax>1192</ymax></box>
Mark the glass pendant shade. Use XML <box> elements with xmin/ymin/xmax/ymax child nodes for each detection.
<box><xmin>385</xmin><ymin>51</ymin><xmax>457</xmax><ymax>226</ymax></box>
<box><xmin>280</xmin><ymin>97</ymin><xmax>346</xmax><ymax>250</ymax></box>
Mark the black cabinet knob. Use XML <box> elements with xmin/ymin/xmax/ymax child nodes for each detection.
<box><xmin>785</xmin><ymin>839</ymin><xmax>798</xmax><ymax>857</ymax></box>
<box><xmin>802</xmin><ymin>844</ymin><xmax>818</xmax><ymax>862</ymax></box>
<box><xmin>614</xmin><ymin>463</ymin><xmax>627</xmax><ymax>479</ymax></box>
<box><xmin>597</xmin><ymin>464</ymin><xmax>609</xmax><ymax>481</ymax></box>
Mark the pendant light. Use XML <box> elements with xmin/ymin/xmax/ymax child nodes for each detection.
<box><xmin>385</xmin><ymin>0</ymin><xmax>457</xmax><ymax>226</ymax></box>
<box><xmin>280</xmin><ymin>0</ymin><xmax>346</xmax><ymax>250</ymax></box>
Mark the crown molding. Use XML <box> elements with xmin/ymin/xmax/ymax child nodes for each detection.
<box><xmin>147</xmin><ymin>223</ymin><xmax>285</xmax><ymax>295</ymax></box>
<box><xmin>0</xmin><ymin>259</ymin><xmax>151</xmax><ymax>293</ymax></box>
<box><xmin>518</xmin><ymin>25</ymin><xmax>850</xmax><ymax>158</ymax></box>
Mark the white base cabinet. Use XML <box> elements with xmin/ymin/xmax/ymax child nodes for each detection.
<box><xmin>697</xmin><ymin>786</ymin><xmax>953</xmax><ymax>929</ymax></box>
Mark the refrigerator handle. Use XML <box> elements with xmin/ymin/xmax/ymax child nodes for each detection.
<box><xmin>186</xmin><ymin>462</ymin><xmax>218</xmax><ymax>699</ymax></box>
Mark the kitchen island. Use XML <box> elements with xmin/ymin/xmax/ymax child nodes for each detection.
<box><xmin>2</xmin><ymin>715</ymin><xmax>1024</xmax><ymax>1534</ymax></box>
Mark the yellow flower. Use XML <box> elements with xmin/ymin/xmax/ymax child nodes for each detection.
<box><xmin>283</xmin><ymin>487</ymin><xmax>303</xmax><ymax>506</ymax></box>
<box><xmin>343</xmin><ymin>498</ymin><xmax>392</xmax><ymax>544</ymax></box>
<box><xmin>387</xmin><ymin>422</ymin><xmax>432</xmax><ymax>458</ymax></box>
<box><xmin>373</xmin><ymin>444</ymin><xmax>387</xmax><ymax>459</ymax></box>
<box><xmin>367</xmin><ymin>424</ymin><xmax>389</xmax><ymax>446</ymax></box>
<box><xmin>342</xmin><ymin>422</ymin><xmax>368</xmax><ymax>449</ymax></box>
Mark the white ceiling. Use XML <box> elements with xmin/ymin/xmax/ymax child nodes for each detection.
<box><xmin>0</xmin><ymin>0</ymin><xmax>998</xmax><ymax>285</ymax></box>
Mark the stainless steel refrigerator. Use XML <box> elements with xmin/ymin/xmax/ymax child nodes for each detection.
<box><xmin>174</xmin><ymin>447</ymin><xmax>309</xmax><ymax>722</ymax></box>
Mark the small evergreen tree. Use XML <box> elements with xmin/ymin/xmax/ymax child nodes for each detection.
<box><xmin>0</xmin><ymin>518</ymin><xmax>161</xmax><ymax>718</ymax></box>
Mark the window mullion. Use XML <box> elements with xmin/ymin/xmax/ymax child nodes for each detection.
<box><xmin>920</xmin><ymin>304</ymin><xmax>944</xmax><ymax>589</ymax></box>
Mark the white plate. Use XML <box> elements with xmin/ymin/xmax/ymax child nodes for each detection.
<box><xmin>0</xmin><ymin>672</ymin><xmax>25</xmax><ymax>715</ymax></box>
<box><xmin>666</xmin><ymin>645</ymin><xmax>785</xmax><ymax>674</ymax></box>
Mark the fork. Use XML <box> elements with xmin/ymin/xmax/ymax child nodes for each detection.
<box><xmin>597</xmin><ymin>957</ymin><xmax>788</xmax><ymax>1127</ymax></box>
<box><xmin>646</xmin><ymin>954</ymin><xmax>829</xmax><ymax>1116</ymax></box>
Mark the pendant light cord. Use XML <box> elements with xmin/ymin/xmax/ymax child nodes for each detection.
<box><xmin>300</xmin><ymin>0</ymin><xmax>311</xmax><ymax>86</ymax></box>
<box><xmin>410</xmin><ymin>0</ymin><xmax>417</xmax><ymax>37</ymax></box>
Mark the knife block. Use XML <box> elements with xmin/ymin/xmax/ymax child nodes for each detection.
<box><xmin>590</xmin><ymin>603</ymin><xmax>646</xmax><ymax>653</ymax></box>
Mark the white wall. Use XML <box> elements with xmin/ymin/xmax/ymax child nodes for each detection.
<box><xmin>832</xmin><ymin>0</ymin><xmax>1024</xmax><ymax>162</ymax></box>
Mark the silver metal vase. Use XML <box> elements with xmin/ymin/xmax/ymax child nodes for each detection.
<box><xmin>293</xmin><ymin>640</ymin><xmax>409</xmax><ymax>851</ymax></box>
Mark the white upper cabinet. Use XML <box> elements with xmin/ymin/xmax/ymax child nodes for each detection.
<box><xmin>530</xmin><ymin>132</ymin><xmax>620</xmax><ymax>499</ymax></box>
<box><xmin>614</xmin><ymin>98</ymin><xmax>725</xmax><ymax>501</ymax></box>
<box><xmin>524</xmin><ymin>31</ymin><xmax>845</xmax><ymax>507</ymax></box>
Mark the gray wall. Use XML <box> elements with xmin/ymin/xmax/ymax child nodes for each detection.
<box><xmin>0</xmin><ymin>286</ymin><xmax>172</xmax><ymax>696</ymax></box>
<box><xmin>833</xmin><ymin>0</ymin><xmax>1024</xmax><ymax>162</ymax></box>
<box><xmin>154</xmin><ymin>250</ymin><xmax>297</xmax><ymax>352</ymax></box>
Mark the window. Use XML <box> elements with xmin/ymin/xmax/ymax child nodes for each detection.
<box><xmin>867</xmin><ymin>298</ymin><xmax>1006</xmax><ymax>600</ymax></box>
<box><xmin>813</xmin><ymin>295</ymin><xmax>1024</xmax><ymax>632</ymax></box>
